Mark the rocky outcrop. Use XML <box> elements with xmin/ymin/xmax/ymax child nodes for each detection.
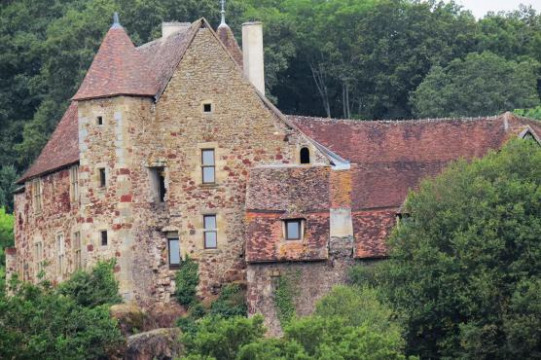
<box><xmin>124</xmin><ymin>328</ymin><xmax>182</xmax><ymax>360</ymax></box>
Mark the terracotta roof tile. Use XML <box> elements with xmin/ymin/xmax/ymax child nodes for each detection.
<box><xmin>290</xmin><ymin>114</ymin><xmax>540</xmax><ymax>210</ymax></box>
<box><xmin>73</xmin><ymin>25</ymin><xmax>158</xmax><ymax>100</ymax></box>
<box><xmin>18</xmin><ymin>103</ymin><xmax>79</xmax><ymax>183</ymax></box>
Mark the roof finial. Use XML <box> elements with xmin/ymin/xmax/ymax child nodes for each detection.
<box><xmin>112</xmin><ymin>12</ymin><xmax>122</xmax><ymax>29</ymax></box>
<box><xmin>220</xmin><ymin>0</ymin><xmax>226</xmax><ymax>26</ymax></box>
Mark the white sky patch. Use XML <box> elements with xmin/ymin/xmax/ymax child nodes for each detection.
<box><xmin>449</xmin><ymin>0</ymin><xmax>541</xmax><ymax>18</ymax></box>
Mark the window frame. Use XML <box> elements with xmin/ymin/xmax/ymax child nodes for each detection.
<box><xmin>100</xmin><ymin>230</ymin><xmax>108</xmax><ymax>246</ymax></box>
<box><xmin>201</xmin><ymin>149</ymin><xmax>216</xmax><ymax>184</ymax></box>
<box><xmin>32</xmin><ymin>179</ymin><xmax>43</xmax><ymax>214</ymax></box>
<box><xmin>203</xmin><ymin>214</ymin><xmax>218</xmax><ymax>249</ymax></box>
<box><xmin>57</xmin><ymin>233</ymin><xmax>65</xmax><ymax>276</ymax></box>
<box><xmin>73</xmin><ymin>231</ymin><xmax>82</xmax><ymax>271</ymax></box>
<box><xmin>284</xmin><ymin>219</ymin><xmax>303</xmax><ymax>241</ymax></box>
<box><xmin>69</xmin><ymin>165</ymin><xmax>80</xmax><ymax>204</ymax></box>
<box><xmin>300</xmin><ymin>147</ymin><xmax>311</xmax><ymax>164</ymax></box>
<box><xmin>34</xmin><ymin>241</ymin><xmax>44</xmax><ymax>277</ymax></box>
<box><xmin>167</xmin><ymin>233</ymin><xmax>181</xmax><ymax>269</ymax></box>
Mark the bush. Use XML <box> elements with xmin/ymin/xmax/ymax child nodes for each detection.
<box><xmin>58</xmin><ymin>259</ymin><xmax>122</xmax><ymax>308</ymax></box>
<box><xmin>175</xmin><ymin>256</ymin><xmax>199</xmax><ymax>307</ymax></box>
<box><xmin>210</xmin><ymin>284</ymin><xmax>247</xmax><ymax>318</ymax></box>
<box><xmin>0</xmin><ymin>207</ymin><xmax>14</xmax><ymax>269</ymax></box>
<box><xmin>0</xmin><ymin>279</ymin><xmax>125</xmax><ymax>359</ymax></box>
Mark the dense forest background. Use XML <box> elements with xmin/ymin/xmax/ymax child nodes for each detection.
<box><xmin>2</xmin><ymin>0</ymin><xmax>541</xmax><ymax>211</ymax></box>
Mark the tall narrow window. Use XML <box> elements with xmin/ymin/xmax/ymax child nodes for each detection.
<box><xmin>300</xmin><ymin>147</ymin><xmax>310</xmax><ymax>164</ymax></box>
<box><xmin>285</xmin><ymin>220</ymin><xmax>302</xmax><ymax>240</ymax></box>
<box><xmin>100</xmin><ymin>230</ymin><xmax>108</xmax><ymax>246</ymax></box>
<box><xmin>69</xmin><ymin>165</ymin><xmax>79</xmax><ymax>203</ymax></box>
<box><xmin>32</xmin><ymin>179</ymin><xmax>42</xmax><ymax>213</ymax></box>
<box><xmin>201</xmin><ymin>149</ymin><xmax>215</xmax><ymax>184</ymax></box>
<box><xmin>34</xmin><ymin>241</ymin><xmax>43</xmax><ymax>276</ymax></box>
<box><xmin>167</xmin><ymin>232</ymin><xmax>181</xmax><ymax>269</ymax></box>
<box><xmin>57</xmin><ymin>233</ymin><xmax>65</xmax><ymax>276</ymax></box>
<box><xmin>203</xmin><ymin>215</ymin><xmax>217</xmax><ymax>249</ymax></box>
<box><xmin>97</xmin><ymin>116</ymin><xmax>103</xmax><ymax>125</ymax></box>
<box><xmin>149</xmin><ymin>167</ymin><xmax>166</xmax><ymax>202</ymax></box>
<box><xmin>99</xmin><ymin>168</ymin><xmax>106</xmax><ymax>187</ymax></box>
<box><xmin>73</xmin><ymin>231</ymin><xmax>82</xmax><ymax>271</ymax></box>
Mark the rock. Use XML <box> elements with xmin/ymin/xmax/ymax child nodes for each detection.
<box><xmin>144</xmin><ymin>302</ymin><xmax>186</xmax><ymax>329</ymax></box>
<box><xmin>111</xmin><ymin>303</ymin><xmax>145</xmax><ymax>336</ymax></box>
<box><xmin>124</xmin><ymin>328</ymin><xmax>183</xmax><ymax>360</ymax></box>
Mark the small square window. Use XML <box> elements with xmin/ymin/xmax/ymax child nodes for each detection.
<box><xmin>97</xmin><ymin>116</ymin><xmax>103</xmax><ymax>125</ymax></box>
<box><xmin>203</xmin><ymin>103</ymin><xmax>212</xmax><ymax>113</ymax></box>
<box><xmin>285</xmin><ymin>220</ymin><xmax>302</xmax><ymax>240</ymax></box>
<box><xmin>100</xmin><ymin>231</ymin><xmax>108</xmax><ymax>246</ymax></box>
<box><xmin>99</xmin><ymin>168</ymin><xmax>106</xmax><ymax>187</ymax></box>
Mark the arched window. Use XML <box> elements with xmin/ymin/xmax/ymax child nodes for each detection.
<box><xmin>300</xmin><ymin>147</ymin><xmax>310</xmax><ymax>164</ymax></box>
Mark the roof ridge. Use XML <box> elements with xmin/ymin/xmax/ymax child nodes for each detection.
<box><xmin>287</xmin><ymin>114</ymin><xmax>508</xmax><ymax>124</ymax></box>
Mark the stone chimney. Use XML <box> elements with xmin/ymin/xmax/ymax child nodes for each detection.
<box><xmin>242</xmin><ymin>22</ymin><xmax>265</xmax><ymax>95</ymax></box>
<box><xmin>162</xmin><ymin>22</ymin><xmax>191</xmax><ymax>38</ymax></box>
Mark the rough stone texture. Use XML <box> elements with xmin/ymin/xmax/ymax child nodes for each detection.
<box><xmin>247</xmin><ymin>258</ymin><xmax>358</xmax><ymax>336</ymax></box>
<box><xmin>125</xmin><ymin>328</ymin><xmax>182</xmax><ymax>360</ymax></box>
<box><xmin>111</xmin><ymin>303</ymin><xmax>146</xmax><ymax>336</ymax></box>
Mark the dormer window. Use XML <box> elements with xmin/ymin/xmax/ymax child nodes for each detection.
<box><xmin>300</xmin><ymin>147</ymin><xmax>310</xmax><ymax>164</ymax></box>
<box><xmin>203</xmin><ymin>103</ymin><xmax>212</xmax><ymax>113</ymax></box>
<box><xmin>284</xmin><ymin>219</ymin><xmax>303</xmax><ymax>240</ymax></box>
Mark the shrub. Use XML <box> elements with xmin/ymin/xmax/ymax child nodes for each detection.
<box><xmin>174</xmin><ymin>256</ymin><xmax>199</xmax><ymax>307</ymax></box>
<box><xmin>58</xmin><ymin>259</ymin><xmax>122</xmax><ymax>308</ymax></box>
<box><xmin>210</xmin><ymin>283</ymin><xmax>247</xmax><ymax>318</ymax></box>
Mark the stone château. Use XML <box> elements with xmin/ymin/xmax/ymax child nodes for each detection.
<box><xmin>5</xmin><ymin>13</ymin><xmax>541</xmax><ymax>333</ymax></box>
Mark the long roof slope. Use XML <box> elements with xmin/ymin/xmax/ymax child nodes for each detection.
<box><xmin>290</xmin><ymin>113</ymin><xmax>541</xmax><ymax>210</ymax></box>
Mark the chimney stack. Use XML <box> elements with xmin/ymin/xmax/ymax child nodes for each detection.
<box><xmin>242</xmin><ymin>22</ymin><xmax>265</xmax><ymax>95</ymax></box>
<box><xmin>162</xmin><ymin>22</ymin><xmax>191</xmax><ymax>38</ymax></box>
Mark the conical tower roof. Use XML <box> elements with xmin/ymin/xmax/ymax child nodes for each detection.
<box><xmin>73</xmin><ymin>15</ymin><xmax>158</xmax><ymax>100</ymax></box>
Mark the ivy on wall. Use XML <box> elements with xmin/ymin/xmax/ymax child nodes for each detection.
<box><xmin>273</xmin><ymin>270</ymin><xmax>300</xmax><ymax>327</ymax></box>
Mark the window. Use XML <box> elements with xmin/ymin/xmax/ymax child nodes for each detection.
<box><xmin>300</xmin><ymin>147</ymin><xmax>310</xmax><ymax>164</ymax></box>
<box><xmin>73</xmin><ymin>231</ymin><xmax>82</xmax><ymax>271</ymax></box>
<box><xmin>97</xmin><ymin>116</ymin><xmax>103</xmax><ymax>125</ymax></box>
<box><xmin>285</xmin><ymin>219</ymin><xmax>303</xmax><ymax>240</ymax></box>
<box><xmin>149</xmin><ymin>167</ymin><xmax>166</xmax><ymax>202</ymax></box>
<box><xmin>203</xmin><ymin>103</ymin><xmax>212</xmax><ymax>113</ymax></box>
<box><xmin>201</xmin><ymin>149</ymin><xmax>215</xmax><ymax>184</ymax></box>
<box><xmin>34</xmin><ymin>241</ymin><xmax>43</xmax><ymax>276</ymax></box>
<box><xmin>167</xmin><ymin>232</ymin><xmax>181</xmax><ymax>268</ymax></box>
<box><xmin>32</xmin><ymin>179</ymin><xmax>42</xmax><ymax>213</ymax></box>
<box><xmin>99</xmin><ymin>168</ymin><xmax>106</xmax><ymax>187</ymax></box>
<box><xmin>57</xmin><ymin>233</ymin><xmax>65</xmax><ymax>276</ymax></box>
<box><xmin>100</xmin><ymin>230</ymin><xmax>108</xmax><ymax>246</ymax></box>
<box><xmin>69</xmin><ymin>165</ymin><xmax>79</xmax><ymax>203</ymax></box>
<box><xmin>203</xmin><ymin>215</ymin><xmax>217</xmax><ymax>249</ymax></box>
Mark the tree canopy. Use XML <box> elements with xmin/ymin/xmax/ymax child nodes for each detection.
<box><xmin>365</xmin><ymin>139</ymin><xmax>541</xmax><ymax>359</ymax></box>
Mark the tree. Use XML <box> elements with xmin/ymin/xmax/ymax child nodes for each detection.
<box><xmin>411</xmin><ymin>52</ymin><xmax>540</xmax><ymax>118</ymax></box>
<box><xmin>0</xmin><ymin>208</ymin><xmax>14</xmax><ymax>269</ymax></box>
<box><xmin>0</xmin><ymin>262</ymin><xmax>125</xmax><ymax>359</ymax></box>
<box><xmin>380</xmin><ymin>139</ymin><xmax>541</xmax><ymax>358</ymax></box>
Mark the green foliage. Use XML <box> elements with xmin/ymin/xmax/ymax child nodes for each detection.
<box><xmin>411</xmin><ymin>51</ymin><xmax>540</xmax><ymax>118</ymax></box>
<box><xmin>273</xmin><ymin>272</ymin><xmax>299</xmax><ymax>326</ymax></box>
<box><xmin>0</xmin><ymin>270</ymin><xmax>125</xmax><ymax>359</ymax></box>
<box><xmin>174</xmin><ymin>256</ymin><xmax>199</xmax><ymax>307</ymax></box>
<box><xmin>0</xmin><ymin>166</ymin><xmax>17</xmax><ymax>213</ymax></box>
<box><xmin>180</xmin><ymin>315</ymin><xmax>266</xmax><ymax>360</ymax></box>
<box><xmin>514</xmin><ymin>105</ymin><xmax>541</xmax><ymax>120</ymax></box>
<box><xmin>380</xmin><ymin>139</ymin><xmax>541</xmax><ymax>358</ymax></box>
<box><xmin>0</xmin><ymin>208</ymin><xmax>14</xmax><ymax>269</ymax></box>
<box><xmin>58</xmin><ymin>259</ymin><xmax>122</xmax><ymax>308</ymax></box>
<box><xmin>210</xmin><ymin>283</ymin><xmax>247</xmax><ymax>318</ymax></box>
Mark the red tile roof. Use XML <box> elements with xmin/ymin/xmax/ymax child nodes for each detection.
<box><xmin>18</xmin><ymin>102</ymin><xmax>79</xmax><ymax>183</ymax></box>
<box><xmin>290</xmin><ymin>114</ymin><xmax>541</xmax><ymax>210</ymax></box>
<box><xmin>72</xmin><ymin>25</ymin><xmax>158</xmax><ymax>101</ymax></box>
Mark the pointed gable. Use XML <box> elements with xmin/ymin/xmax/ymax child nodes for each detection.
<box><xmin>73</xmin><ymin>24</ymin><xmax>157</xmax><ymax>101</ymax></box>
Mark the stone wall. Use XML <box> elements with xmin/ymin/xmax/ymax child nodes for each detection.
<box><xmin>12</xmin><ymin>168</ymin><xmax>79</xmax><ymax>284</ymax></box>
